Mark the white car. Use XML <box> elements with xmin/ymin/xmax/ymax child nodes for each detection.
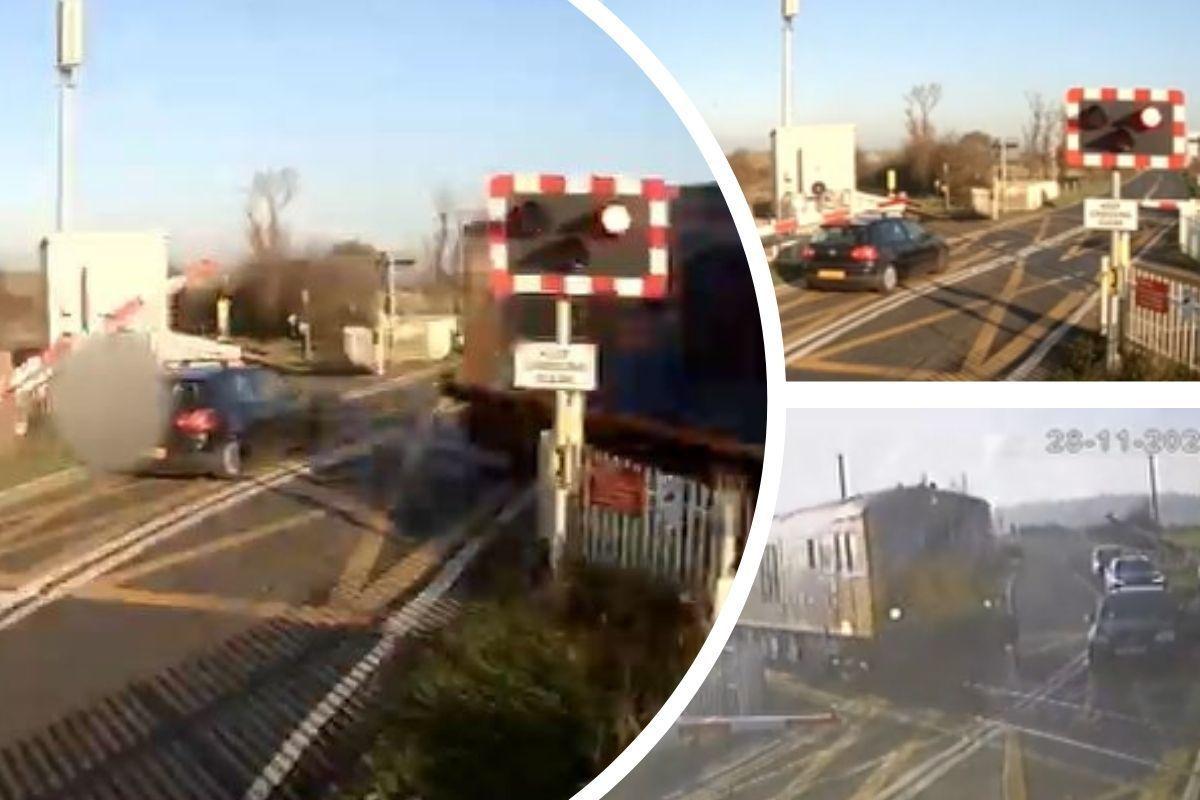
<box><xmin>1103</xmin><ymin>555</ymin><xmax>1166</xmax><ymax>594</ymax></box>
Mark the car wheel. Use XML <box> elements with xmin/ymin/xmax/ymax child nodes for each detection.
<box><xmin>215</xmin><ymin>439</ymin><xmax>243</xmax><ymax>479</ymax></box>
<box><xmin>877</xmin><ymin>264</ymin><xmax>898</xmax><ymax>294</ymax></box>
<box><xmin>933</xmin><ymin>249</ymin><xmax>949</xmax><ymax>274</ymax></box>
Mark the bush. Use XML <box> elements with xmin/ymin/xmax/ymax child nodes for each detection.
<box><xmin>346</xmin><ymin>566</ymin><xmax>709</xmax><ymax>800</ymax></box>
<box><xmin>363</xmin><ymin>606</ymin><xmax>602</xmax><ymax>800</ymax></box>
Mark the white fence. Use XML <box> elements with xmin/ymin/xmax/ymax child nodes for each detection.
<box><xmin>568</xmin><ymin>446</ymin><xmax>750</xmax><ymax>606</ymax></box>
<box><xmin>1127</xmin><ymin>265</ymin><xmax>1200</xmax><ymax>372</ymax></box>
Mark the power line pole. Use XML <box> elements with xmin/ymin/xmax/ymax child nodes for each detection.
<box><xmin>1148</xmin><ymin>453</ymin><xmax>1161</xmax><ymax>527</ymax></box>
<box><xmin>781</xmin><ymin>0</ymin><xmax>798</xmax><ymax>127</ymax></box>
<box><xmin>56</xmin><ymin>0</ymin><xmax>84</xmax><ymax>232</ymax></box>
<box><xmin>836</xmin><ymin>453</ymin><xmax>847</xmax><ymax>500</ymax></box>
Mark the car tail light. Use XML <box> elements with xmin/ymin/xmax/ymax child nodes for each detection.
<box><xmin>174</xmin><ymin>408</ymin><xmax>220</xmax><ymax>436</ymax></box>
<box><xmin>850</xmin><ymin>245</ymin><xmax>878</xmax><ymax>262</ymax></box>
<box><xmin>802</xmin><ymin>246</ymin><xmax>816</xmax><ymax>260</ymax></box>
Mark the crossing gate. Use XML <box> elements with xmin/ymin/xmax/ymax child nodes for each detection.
<box><xmin>566</xmin><ymin>445</ymin><xmax>750</xmax><ymax>604</ymax></box>
<box><xmin>1126</xmin><ymin>264</ymin><xmax>1200</xmax><ymax>372</ymax></box>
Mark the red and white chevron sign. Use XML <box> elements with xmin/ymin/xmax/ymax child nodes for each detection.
<box><xmin>487</xmin><ymin>173</ymin><xmax>670</xmax><ymax>299</ymax></box>
<box><xmin>1065</xmin><ymin>87</ymin><xmax>1188</xmax><ymax>170</ymax></box>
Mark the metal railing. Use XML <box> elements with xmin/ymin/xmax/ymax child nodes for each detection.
<box><xmin>1126</xmin><ymin>264</ymin><xmax>1200</xmax><ymax>372</ymax></box>
<box><xmin>567</xmin><ymin>445</ymin><xmax>749</xmax><ymax>602</ymax></box>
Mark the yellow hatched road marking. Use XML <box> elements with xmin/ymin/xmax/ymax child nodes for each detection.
<box><xmin>850</xmin><ymin>738</ymin><xmax>930</xmax><ymax>800</ymax></box>
<box><xmin>786</xmin><ymin>358</ymin><xmax>950</xmax><ymax>381</ymax></box>
<box><xmin>1003</xmin><ymin>727</ymin><xmax>1029</xmax><ymax>800</ymax></box>
<box><xmin>331</xmin><ymin>527</ymin><xmax>388</xmax><ymax>606</ymax></box>
<box><xmin>278</xmin><ymin>479</ymin><xmax>392</xmax><ymax>534</ymax></box>
<box><xmin>5</xmin><ymin>481</ymin><xmax>220</xmax><ymax>576</ymax></box>
<box><xmin>95</xmin><ymin>509</ymin><xmax>324</xmax><ymax>588</ymax></box>
<box><xmin>791</xmin><ymin>243</ymin><xmax>1082</xmax><ymax>367</ymax></box>
<box><xmin>71</xmin><ymin>584</ymin><xmax>370</xmax><ymax>626</ymax></box>
<box><xmin>978</xmin><ymin>290</ymin><xmax>1083</xmax><ymax>378</ymax></box>
<box><xmin>0</xmin><ymin>478</ymin><xmax>143</xmax><ymax>548</ymax></box>
<box><xmin>965</xmin><ymin>215</ymin><xmax>1052</xmax><ymax>370</ymax></box>
<box><xmin>354</xmin><ymin>535</ymin><xmax>461</xmax><ymax>611</ymax></box>
<box><xmin>772</xmin><ymin>723</ymin><xmax>867</xmax><ymax>799</ymax></box>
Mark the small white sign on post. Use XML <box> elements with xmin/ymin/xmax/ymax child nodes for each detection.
<box><xmin>1084</xmin><ymin>198</ymin><xmax>1139</xmax><ymax>232</ymax></box>
<box><xmin>513</xmin><ymin>342</ymin><xmax>597</xmax><ymax>392</ymax></box>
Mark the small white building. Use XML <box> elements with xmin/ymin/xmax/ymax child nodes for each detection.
<box><xmin>771</xmin><ymin>123</ymin><xmax>857</xmax><ymax>215</ymax></box>
<box><xmin>41</xmin><ymin>231</ymin><xmax>170</xmax><ymax>344</ymax></box>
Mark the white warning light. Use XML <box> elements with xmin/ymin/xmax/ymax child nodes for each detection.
<box><xmin>599</xmin><ymin>203</ymin><xmax>632</xmax><ymax>236</ymax></box>
<box><xmin>1138</xmin><ymin>107</ymin><xmax>1163</xmax><ymax>130</ymax></box>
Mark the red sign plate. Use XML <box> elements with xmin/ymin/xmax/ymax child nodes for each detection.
<box><xmin>1135</xmin><ymin>277</ymin><xmax>1170</xmax><ymax>314</ymax></box>
<box><xmin>588</xmin><ymin>461</ymin><xmax>646</xmax><ymax>515</ymax></box>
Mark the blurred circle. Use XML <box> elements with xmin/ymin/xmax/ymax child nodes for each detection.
<box><xmin>50</xmin><ymin>333</ymin><xmax>169</xmax><ymax>472</ymax></box>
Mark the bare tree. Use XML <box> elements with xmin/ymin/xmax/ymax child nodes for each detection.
<box><xmin>903</xmin><ymin>83</ymin><xmax>943</xmax><ymax>190</ymax></box>
<box><xmin>246</xmin><ymin>168</ymin><xmax>299</xmax><ymax>260</ymax></box>
<box><xmin>1022</xmin><ymin>92</ymin><xmax>1061</xmax><ymax>179</ymax></box>
<box><xmin>904</xmin><ymin>83</ymin><xmax>943</xmax><ymax>143</ymax></box>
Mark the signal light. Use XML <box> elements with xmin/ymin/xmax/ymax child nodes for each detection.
<box><xmin>1064</xmin><ymin>87</ymin><xmax>1188</xmax><ymax>169</ymax></box>
<box><xmin>1135</xmin><ymin>106</ymin><xmax>1163</xmax><ymax>131</ymax></box>
<box><xmin>801</xmin><ymin>246</ymin><xmax>816</xmax><ymax>261</ymax></box>
<box><xmin>599</xmin><ymin>203</ymin><xmax>632</xmax><ymax>236</ymax></box>
<box><xmin>507</xmin><ymin>201</ymin><xmax>549</xmax><ymax>239</ymax></box>
<box><xmin>1080</xmin><ymin>104</ymin><xmax>1108</xmax><ymax>131</ymax></box>
<box><xmin>487</xmin><ymin>174</ymin><xmax>671</xmax><ymax>299</ymax></box>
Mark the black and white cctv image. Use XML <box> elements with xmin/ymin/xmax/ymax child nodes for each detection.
<box><xmin>610</xmin><ymin>408</ymin><xmax>1200</xmax><ymax>800</ymax></box>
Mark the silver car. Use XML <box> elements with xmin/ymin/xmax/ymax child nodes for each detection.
<box><xmin>1103</xmin><ymin>555</ymin><xmax>1166</xmax><ymax>594</ymax></box>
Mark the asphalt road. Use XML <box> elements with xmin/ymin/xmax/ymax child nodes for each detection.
<box><xmin>0</xmin><ymin>367</ymin><xmax>518</xmax><ymax>799</ymax></box>
<box><xmin>778</xmin><ymin>171</ymin><xmax>1193</xmax><ymax>381</ymax></box>
<box><xmin>611</xmin><ymin>531</ymin><xmax>1200</xmax><ymax>799</ymax></box>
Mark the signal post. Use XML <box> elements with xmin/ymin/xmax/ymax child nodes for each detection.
<box><xmin>486</xmin><ymin>173</ymin><xmax>671</xmax><ymax>571</ymax></box>
<box><xmin>1065</xmin><ymin>86</ymin><xmax>1189</xmax><ymax>374</ymax></box>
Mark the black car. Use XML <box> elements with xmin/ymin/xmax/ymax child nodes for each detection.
<box><xmin>144</xmin><ymin>366</ymin><xmax>307</xmax><ymax>478</ymax></box>
<box><xmin>788</xmin><ymin>217</ymin><xmax>949</xmax><ymax>293</ymax></box>
<box><xmin>1087</xmin><ymin>587</ymin><xmax>1180</xmax><ymax>669</ymax></box>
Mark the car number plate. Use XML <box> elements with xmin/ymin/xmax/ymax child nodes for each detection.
<box><xmin>150</xmin><ymin>447</ymin><xmax>168</xmax><ymax>460</ymax></box>
<box><xmin>1115</xmin><ymin>645</ymin><xmax>1146</xmax><ymax>656</ymax></box>
<box><xmin>817</xmin><ymin>270</ymin><xmax>845</xmax><ymax>280</ymax></box>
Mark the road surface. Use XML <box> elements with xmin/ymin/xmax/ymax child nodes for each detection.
<box><xmin>611</xmin><ymin>530</ymin><xmax>1200</xmax><ymax>799</ymax></box>
<box><xmin>0</xmin><ymin>367</ymin><xmax>523</xmax><ymax>799</ymax></box>
<box><xmin>778</xmin><ymin>171</ymin><xmax>1193</xmax><ymax>381</ymax></box>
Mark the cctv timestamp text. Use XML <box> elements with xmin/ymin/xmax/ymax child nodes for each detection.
<box><xmin>1045</xmin><ymin>428</ymin><xmax>1200</xmax><ymax>456</ymax></box>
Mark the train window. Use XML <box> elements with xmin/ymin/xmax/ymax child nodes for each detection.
<box><xmin>761</xmin><ymin>544</ymin><xmax>781</xmax><ymax>601</ymax></box>
<box><xmin>806</xmin><ymin>539</ymin><xmax>817</xmax><ymax>570</ymax></box>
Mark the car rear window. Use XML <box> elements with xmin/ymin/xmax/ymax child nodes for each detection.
<box><xmin>812</xmin><ymin>226</ymin><xmax>869</xmax><ymax>245</ymax></box>
<box><xmin>1101</xmin><ymin>591</ymin><xmax>1173</xmax><ymax>620</ymax></box>
<box><xmin>172</xmin><ymin>379</ymin><xmax>213</xmax><ymax>409</ymax></box>
<box><xmin>1115</xmin><ymin>559</ymin><xmax>1154</xmax><ymax>578</ymax></box>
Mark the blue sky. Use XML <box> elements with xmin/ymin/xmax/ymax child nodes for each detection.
<box><xmin>0</xmin><ymin>1</ymin><xmax>710</xmax><ymax>267</ymax></box>
<box><xmin>783</xmin><ymin>409</ymin><xmax>1200</xmax><ymax>509</ymax></box>
<box><xmin>608</xmin><ymin>0</ymin><xmax>1199</xmax><ymax>152</ymax></box>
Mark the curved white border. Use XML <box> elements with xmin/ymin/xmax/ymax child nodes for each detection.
<box><xmin>566</xmin><ymin>2</ymin><xmax>786</xmax><ymax>799</ymax></box>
